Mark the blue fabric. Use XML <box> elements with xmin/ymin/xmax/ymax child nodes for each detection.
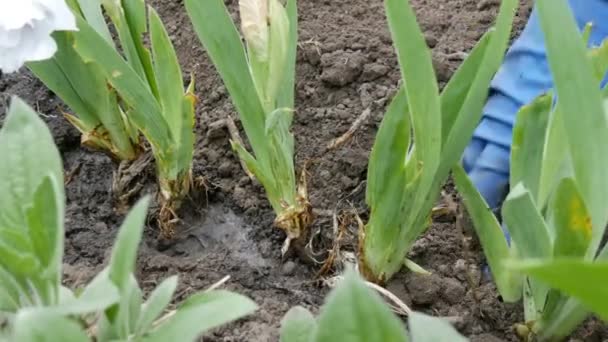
<box><xmin>463</xmin><ymin>0</ymin><xmax>608</xmax><ymax>211</ymax></box>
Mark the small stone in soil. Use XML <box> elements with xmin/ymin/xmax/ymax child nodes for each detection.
<box><xmin>281</xmin><ymin>261</ymin><xmax>297</xmax><ymax>276</ymax></box>
<box><xmin>442</xmin><ymin>277</ymin><xmax>466</xmax><ymax>305</ymax></box>
<box><xmin>361</xmin><ymin>63</ymin><xmax>389</xmax><ymax>82</ymax></box>
<box><xmin>320</xmin><ymin>51</ymin><xmax>366</xmax><ymax>87</ymax></box>
<box><xmin>424</xmin><ymin>33</ymin><xmax>439</xmax><ymax>48</ymax></box>
<box><xmin>386</xmin><ymin>281</ymin><xmax>412</xmax><ymax>307</ymax></box>
<box><xmin>206</xmin><ymin>149</ymin><xmax>220</xmax><ymax>164</ymax></box>
<box><xmin>218</xmin><ymin>161</ymin><xmax>233</xmax><ymax>177</ymax></box>
<box><xmin>405</xmin><ymin>273</ymin><xmax>442</xmax><ymax>305</ymax></box>
<box><xmin>454</xmin><ymin>259</ymin><xmax>467</xmax><ymax>280</ymax></box>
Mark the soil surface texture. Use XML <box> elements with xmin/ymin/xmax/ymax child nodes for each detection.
<box><xmin>1</xmin><ymin>0</ymin><xmax>607</xmax><ymax>341</ymax></box>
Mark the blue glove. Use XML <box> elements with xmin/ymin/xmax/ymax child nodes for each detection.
<box><xmin>463</xmin><ymin>0</ymin><xmax>608</xmax><ymax>210</ymax></box>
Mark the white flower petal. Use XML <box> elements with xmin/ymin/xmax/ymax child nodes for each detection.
<box><xmin>25</xmin><ymin>33</ymin><xmax>58</xmax><ymax>62</ymax></box>
<box><xmin>42</xmin><ymin>0</ymin><xmax>77</xmax><ymax>31</ymax></box>
<box><xmin>0</xmin><ymin>28</ymin><xmax>22</xmax><ymax>48</ymax></box>
<box><xmin>0</xmin><ymin>0</ymin><xmax>76</xmax><ymax>73</ymax></box>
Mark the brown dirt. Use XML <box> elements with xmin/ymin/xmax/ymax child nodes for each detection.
<box><xmin>1</xmin><ymin>0</ymin><xmax>607</xmax><ymax>341</ymax></box>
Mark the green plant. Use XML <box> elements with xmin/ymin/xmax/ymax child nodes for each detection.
<box><xmin>184</xmin><ymin>0</ymin><xmax>310</xmax><ymax>257</ymax></box>
<box><xmin>0</xmin><ymin>97</ymin><xmax>256</xmax><ymax>341</ymax></box>
<box><xmin>27</xmin><ymin>0</ymin><xmax>141</xmax><ymax>161</ymax></box>
<box><xmin>279</xmin><ymin>270</ymin><xmax>468</xmax><ymax>342</ymax></box>
<box><xmin>357</xmin><ymin>0</ymin><xmax>518</xmax><ymax>284</ymax></box>
<box><xmin>28</xmin><ymin>0</ymin><xmax>197</xmax><ymax>238</ymax></box>
<box><xmin>454</xmin><ymin>0</ymin><xmax>608</xmax><ymax>339</ymax></box>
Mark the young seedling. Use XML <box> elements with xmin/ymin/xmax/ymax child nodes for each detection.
<box><xmin>30</xmin><ymin>0</ymin><xmax>198</xmax><ymax>238</ymax></box>
<box><xmin>358</xmin><ymin>0</ymin><xmax>518</xmax><ymax>284</ymax></box>
<box><xmin>0</xmin><ymin>97</ymin><xmax>256</xmax><ymax>341</ymax></box>
<box><xmin>185</xmin><ymin>0</ymin><xmax>312</xmax><ymax>258</ymax></box>
<box><xmin>454</xmin><ymin>0</ymin><xmax>608</xmax><ymax>339</ymax></box>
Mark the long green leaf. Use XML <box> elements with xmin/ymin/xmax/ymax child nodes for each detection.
<box><xmin>76</xmin><ymin>0</ymin><xmax>113</xmax><ymax>45</ymax></box>
<box><xmin>71</xmin><ymin>16</ymin><xmax>172</xmax><ymax>151</ymax></box>
<box><xmin>404</xmin><ymin>0</ymin><xmax>518</xmax><ymax>246</ymax></box>
<box><xmin>366</xmin><ymin>88</ymin><xmax>410</xmax><ymax>206</ymax></box>
<box><xmin>185</xmin><ymin>0</ymin><xmax>269</xmax><ymax>165</ymax></box>
<box><xmin>109</xmin><ymin>197</ymin><xmax>150</xmax><ymax>290</ymax></box>
<box><xmin>537</xmin><ymin>0</ymin><xmax>608</xmax><ymax>255</ymax></box>
<box><xmin>277</xmin><ymin>0</ymin><xmax>298</xmax><ymax>111</ymax></box>
<box><xmin>502</xmin><ymin>184</ymin><xmax>553</xmax><ymax>318</ymax></box>
<box><xmin>453</xmin><ymin>166</ymin><xmax>521</xmax><ymax>301</ymax></box>
<box><xmin>27</xmin><ymin>35</ymin><xmax>100</xmax><ymax>129</ymax></box>
<box><xmin>149</xmin><ymin>7</ymin><xmax>184</xmax><ymax>140</ymax></box>
<box><xmin>502</xmin><ymin>184</ymin><xmax>552</xmax><ymax>260</ymax></box>
<box><xmin>551</xmin><ymin>178</ymin><xmax>592</xmax><ymax>257</ymax></box>
<box><xmin>510</xmin><ymin>94</ymin><xmax>552</xmax><ymax>201</ymax></box>
<box><xmin>509</xmin><ymin>259</ymin><xmax>608</xmax><ymax>321</ymax></box>
<box><xmin>440</xmin><ymin>31</ymin><xmax>492</xmax><ymax>145</ymax></box>
<box><xmin>438</xmin><ymin>0</ymin><xmax>517</xmax><ymax>175</ymax></box>
<box><xmin>538</xmin><ymin>105</ymin><xmax>572</xmax><ymax>209</ymax></box>
<box><xmin>385</xmin><ymin>0</ymin><xmax>441</xmax><ymax>203</ymax></box>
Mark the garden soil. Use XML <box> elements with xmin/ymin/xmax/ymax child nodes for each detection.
<box><xmin>1</xmin><ymin>0</ymin><xmax>607</xmax><ymax>341</ymax></box>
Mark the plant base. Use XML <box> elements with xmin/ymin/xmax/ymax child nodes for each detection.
<box><xmin>157</xmin><ymin>171</ymin><xmax>194</xmax><ymax>240</ymax></box>
<box><xmin>112</xmin><ymin>153</ymin><xmax>154</xmax><ymax>213</ymax></box>
<box><xmin>274</xmin><ymin>172</ymin><xmax>318</xmax><ymax>263</ymax></box>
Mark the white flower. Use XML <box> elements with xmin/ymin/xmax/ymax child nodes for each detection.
<box><xmin>0</xmin><ymin>0</ymin><xmax>77</xmax><ymax>73</ymax></box>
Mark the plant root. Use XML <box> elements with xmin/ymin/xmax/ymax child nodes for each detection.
<box><xmin>325</xmin><ymin>107</ymin><xmax>372</xmax><ymax>152</ymax></box>
<box><xmin>274</xmin><ymin>167</ymin><xmax>320</xmax><ymax>264</ymax></box>
<box><xmin>316</xmin><ymin>210</ymin><xmax>356</xmax><ymax>277</ymax></box>
<box><xmin>157</xmin><ymin>170</ymin><xmax>195</xmax><ymax>241</ymax></box>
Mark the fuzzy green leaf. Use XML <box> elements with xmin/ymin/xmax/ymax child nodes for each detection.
<box><xmin>109</xmin><ymin>197</ymin><xmax>150</xmax><ymax>291</ymax></box>
<box><xmin>280</xmin><ymin>306</ymin><xmax>317</xmax><ymax>342</ymax></box>
<box><xmin>144</xmin><ymin>290</ymin><xmax>257</xmax><ymax>342</ymax></box>
<box><xmin>12</xmin><ymin>308</ymin><xmax>89</xmax><ymax>342</ymax></box>
<box><xmin>409</xmin><ymin>312</ymin><xmax>468</xmax><ymax>342</ymax></box>
<box><xmin>136</xmin><ymin>276</ymin><xmax>178</xmax><ymax>336</ymax></box>
<box><xmin>314</xmin><ymin>270</ymin><xmax>408</xmax><ymax>342</ymax></box>
<box><xmin>0</xmin><ymin>97</ymin><xmax>63</xmax><ymax>230</ymax></box>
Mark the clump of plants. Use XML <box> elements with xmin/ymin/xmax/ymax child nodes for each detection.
<box><xmin>357</xmin><ymin>0</ymin><xmax>517</xmax><ymax>284</ymax></box>
<box><xmin>28</xmin><ymin>0</ymin><xmax>197</xmax><ymax>237</ymax></box>
<box><xmin>455</xmin><ymin>0</ymin><xmax>608</xmax><ymax>339</ymax></box>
